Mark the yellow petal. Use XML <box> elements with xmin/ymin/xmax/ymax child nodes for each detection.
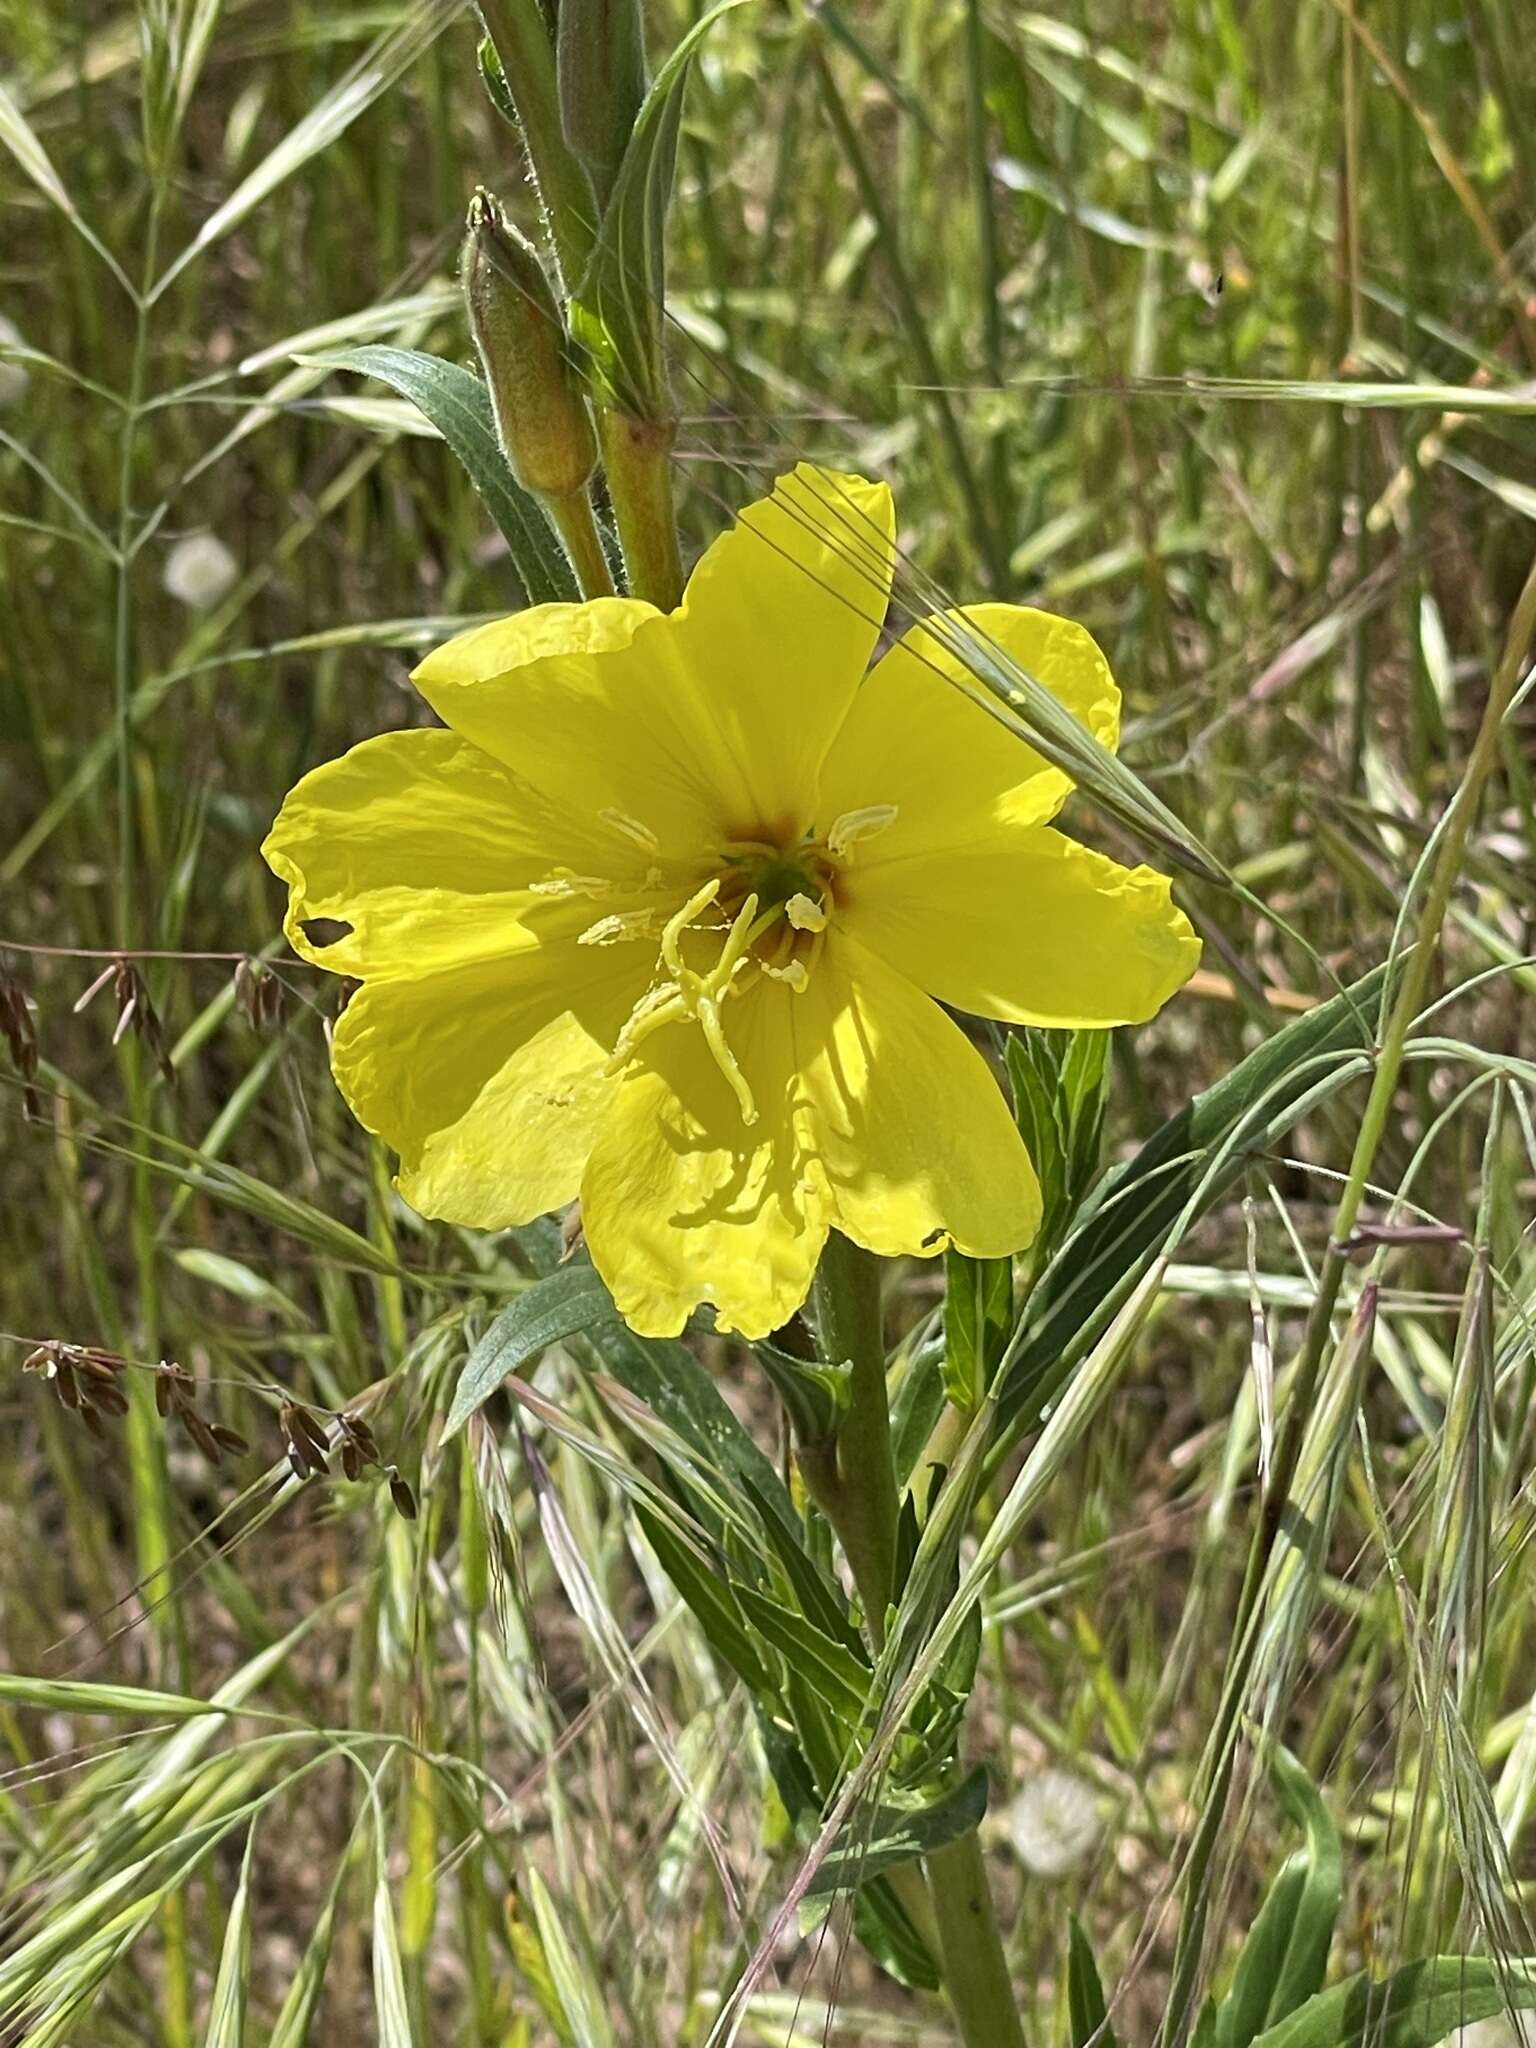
<box><xmin>580</xmin><ymin>979</ymin><xmax>833</xmax><ymax>1340</ymax></box>
<box><xmin>798</xmin><ymin>933</ymin><xmax>1041</xmax><ymax>1260</ymax></box>
<box><xmin>818</xmin><ymin>605</ymin><xmax>1120</xmax><ymax>859</ymax></box>
<box><xmin>333</xmin><ymin>942</ymin><xmax>648</xmax><ymax>1226</ymax></box>
<box><xmin>665</xmin><ymin>463</ymin><xmax>896</xmax><ymax>834</ymax></box>
<box><xmin>413</xmin><ymin>467</ymin><xmax>894</xmax><ymax>859</ymax></box>
<box><xmin>261</xmin><ymin>728</ymin><xmax>601</xmax><ymax>978</ymax></box>
<box><xmin>841</xmin><ymin>825</ymin><xmax>1201</xmax><ymax>1029</ymax></box>
<box><xmin>582</xmin><ymin>927</ymin><xmax>1038</xmax><ymax>1335</ymax></box>
<box><xmin>412</xmin><ymin>596</ymin><xmax>737</xmax><ymax>860</ymax></box>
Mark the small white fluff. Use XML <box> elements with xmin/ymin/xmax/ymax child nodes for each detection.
<box><xmin>0</xmin><ymin>315</ymin><xmax>30</xmax><ymax>406</ymax></box>
<box><xmin>163</xmin><ymin>531</ymin><xmax>239</xmax><ymax>611</ymax></box>
<box><xmin>1008</xmin><ymin>1767</ymin><xmax>1100</xmax><ymax>1878</ymax></box>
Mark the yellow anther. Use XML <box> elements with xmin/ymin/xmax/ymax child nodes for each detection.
<box><xmin>827</xmin><ymin>803</ymin><xmax>897</xmax><ymax>859</ymax></box>
<box><xmin>530</xmin><ymin>869</ymin><xmax>613</xmax><ymax>898</ymax></box>
<box><xmin>786</xmin><ymin>891</ymin><xmax>827</xmax><ymax>932</ymax></box>
<box><xmin>577</xmin><ymin>909</ymin><xmax>659</xmax><ymax>947</ymax></box>
<box><xmin>762</xmin><ymin>958</ymin><xmax>809</xmax><ymax>992</ymax></box>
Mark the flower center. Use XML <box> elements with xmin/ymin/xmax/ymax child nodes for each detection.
<box><xmin>603</xmin><ymin>806</ymin><xmax>895</xmax><ymax>1125</ymax></box>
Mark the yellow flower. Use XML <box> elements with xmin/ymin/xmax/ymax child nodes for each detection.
<box><xmin>263</xmin><ymin>465</ymin><xmax>1199</xmax><ymax>1339</ymax></box>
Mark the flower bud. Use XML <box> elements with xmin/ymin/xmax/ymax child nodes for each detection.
<box><xmin>557</xmin><ymin>0</ymin><xmax>647</xmax><ymax>208</ymax></box>
<box><xmin>463</xmin><ymin>189</ymin><xmax>597</xmax><ymax>502</ymax></box>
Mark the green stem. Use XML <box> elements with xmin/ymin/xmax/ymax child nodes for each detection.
<box><xmin>809</xmin><ymin>1232</ymin><xmax>899</xmax><ymax>1648</ymax></box>
<box><xmin>545</xmin><ymin>487</ymin><xmax>615</xmax><ymax>598</ymax></box>
<box><xmin>804</xmin><ymin>1235</ymin><xmax>1021</xmax><ymax>2047</ymax></box>
<box><xmin>598</xmin><ymin>406</ymin><xmax>685</xmax><ymax>610</ymax></box>
<box><xmin>928</xmin><ymin>1825</ymin><xmax>1028</xmax><ymax>2048</ymax></box>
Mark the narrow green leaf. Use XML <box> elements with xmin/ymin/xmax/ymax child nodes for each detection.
<box><xmin>0</xmin><ymin>78</ymin><xmax>74</xmax><ymax>213</ymax></box>
<box><xmin>507</xmin><ymin>1881</ymin><xmax>579</xmax><ymax>2045</ymax></box>
<box><xmin>173</xmin><ymin>1247</ymin><xmax>306</xmax><ymax>1322</ymax></box>
<box><xmin>891</xmin><ymin>1336</ymin><xmax>948</xmax><ymax>1489</ymax></box>
<box><xmin>853</xmin><ymin>1878</ymin><xmax>942</xmax><ymax>1991</ymax></box>
<box><xmin>467</xmin><ymin>1242</ymin><xmax>806</xmax><ymax>1553</ymax></box>
<box><xmin>805</xmin><ymin>1767</ymin><xmax>990</xmax><ymax>1896</ymax></box>
<box><xmin>750</xmin><ymin>1335</ymin><xmax>849</xmax><ymax>1440</ymax></box>
<box><xmin>268</xmin><ymin>1865</ymin><xmax>347</xmax><ymax>2048</ymax></box>
<box><xmin>527</xmin><ymin>1870</ymin><xmax>616</xmax><ymax>2048</ymax></box>
<box><xmin>371</xmin><ymin>1874</ymin><xmax>415</xmax><ymax>2048</ymax></box>
<box><xmin>1217</xmin><ymin>1736</ymin><xmax>1343</xmax><ymax>2048</ymax></box>
<box><xmin>1006</xmin><ymin>1033</ymin><xmax>1068</xmax><ymax>1233</ymax></box>
<box><xmin>202</xmin><ymin>1831</ymin><xmax>255</xmax><ymax>2048</ymax></box>
<box><xmin>1159</xmin><ymin>376</ymin><xmax>1536</xmax><ymax>415</ymax></box>
<box><xmin>1060</xmin><ymin>1028</ymin><xmax>1111</xmax><ymax>1202</ymax></box>
<box><xmin>738</xmin><ymin>1474</ymin><xmax>858</xmax><ymax>1648</ymax></box>
<box><xmin>444</xmin><ymin>1265</ymin><xmax>617</xmax><ymax>1440</ymax></box>
<box><xmin>734</xmin><ymin>1586</ymin><xmax>872</xmax><ymax>1723</ymax></box>
<box><xmin>1068</xmin><ymin>1915</ymin><xmax>1119</xmax><ymax>2048</ymax></box>
<box><xmin>1262</xmin><ymin>1743</ymin><xmax>1343</xmax><ymax>2028</ymax></box>
<box><xmin>570</xmin><ymin>0</ymin><xmax>745</xmax><ymax>414</ymax></box>
<box><xmin>634</xmin><ymin>1505</ymin><xmax>778</xmax><ymax>1695</ymax></box>
<box><xmin>1248</xmin><ymin>1959</ymin><xmax>1536</xmax><ymax>2048</ymax></box>
<box><xmin>154</xmin><ymin>9</ymin><xmax>459</xmax><ymax>299</ymax></box>
<box><xmin>943</xmin><ymin>1249</ymin><xmax>1012</xmax><ymax>1409</ymax></box>
<box><xmin>0</xmin><ymin>1673</ymin><xmax>232</xmax><ymax>1720</ymax></box>
<box><xmin>1216</xmin><ymin>1861</ymin><xmax>1310</xmax><ymax>2048</ymax></box>
<box><xmin>585</xmin><ymin>1319</ymin><xmax>805</xmax><ymax>1550</ymax></box>
<box><xmin>303</xmin><ymin>344</ymin><xmax>576</xmax><ymax>603</ymax></box>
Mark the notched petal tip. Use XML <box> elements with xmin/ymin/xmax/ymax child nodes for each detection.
<box><xmin>261</xmin><ymin>813</ymin><xmax>343</xmax><ymax>971</ymax></box>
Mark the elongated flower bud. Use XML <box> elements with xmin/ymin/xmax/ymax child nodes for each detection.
<box><xmin>557</xmin><ymin>0</ymin><xmax>647</xmax><ymax>207</ymax></box>
<box><xmin>463</xmin><ymin>189</ymin><xmax>597</xmax><ymax>500</ymax></box>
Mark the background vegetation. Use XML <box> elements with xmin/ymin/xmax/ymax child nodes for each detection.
<box><xmin>2</xmin><ymin>0</ymin><xmax>1535</xmax><ymax>2040</ymax></box>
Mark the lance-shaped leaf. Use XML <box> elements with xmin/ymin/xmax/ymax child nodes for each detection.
<box><xmin>444</xmin><ymin>1263</ymin><xmax>618</xmax><ymax>1440</ymax></box>
<box><xmin>635</xmin><ymin>1505</ymin><xmax>778</xmax><ymax>1695</ymax></box>
<box><xmin>299</xmin><ymin>344</ymin><xmax>577</xmax><ymax>604</ymax></box>
<box><xmin>1068</xmin><ymin>1917</ymin><xmax>1120</xmax><ymax>2048</ymax></box>
<box><xmin>804</xmin><ymin>1767</ymin><xmax>989</xmax><ymax>1896</ymax></box>
<box><xmin>1215</xmin><ymin>1741</ymin><xmax>1341</xmax><ymax>2048</ymax></box>
<box><xmin>445</xmin><ymin>1255</ymin><xmax>804</xmax><ymax>1551</ymax></box>
<box><xmin>1247</xmin><ymin>1958</ymin><xmax>1536</xmax><ymax>2048</ymax></box>
<box><xmin>734</xmin><ymin>1586</ymin><xmax>872</xmax><ymax>1724</ymax></box>
<box><xmin>944</xmin><ymin>1249</ymin><xmax>1012</xmax><ymax>1411</ymax></box>
<box><xmin>750</xmin><ymin>1333</ymin><xmax>849</xmax><ymax>1441</ymax></box>
<box><xmin>569</xmin><ymin>0</ymin><xmax>744</xmax><ymax>417</ymax></box>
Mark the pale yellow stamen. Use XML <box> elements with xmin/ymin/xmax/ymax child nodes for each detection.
<box><xmin>599</xmin><ymin>808</ymin><xmax>660</xmax><ymax>852</ymax></box>
<box><xmin>762</xmin><ymin>958</ymin><xmax>809</xmax><ymax>992</ymax></box>
<box><xmin>827</xmin><ymin>804</ymin><xmax>897</xmax><ymax>859</ymax></box>
<box><xmin>577</xmin><ymin>909</ymin><xmax>660</xmax><ymax>947</ymax></box>
<box><xmin>530</xmin><ymin>869</ymin><xmax>613</xmax><ymax>898</ymax></box>
<box><xmin>786</xmin><ymin>891</ymin><xmax>828</xmax><ymax>932</ymax></box>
